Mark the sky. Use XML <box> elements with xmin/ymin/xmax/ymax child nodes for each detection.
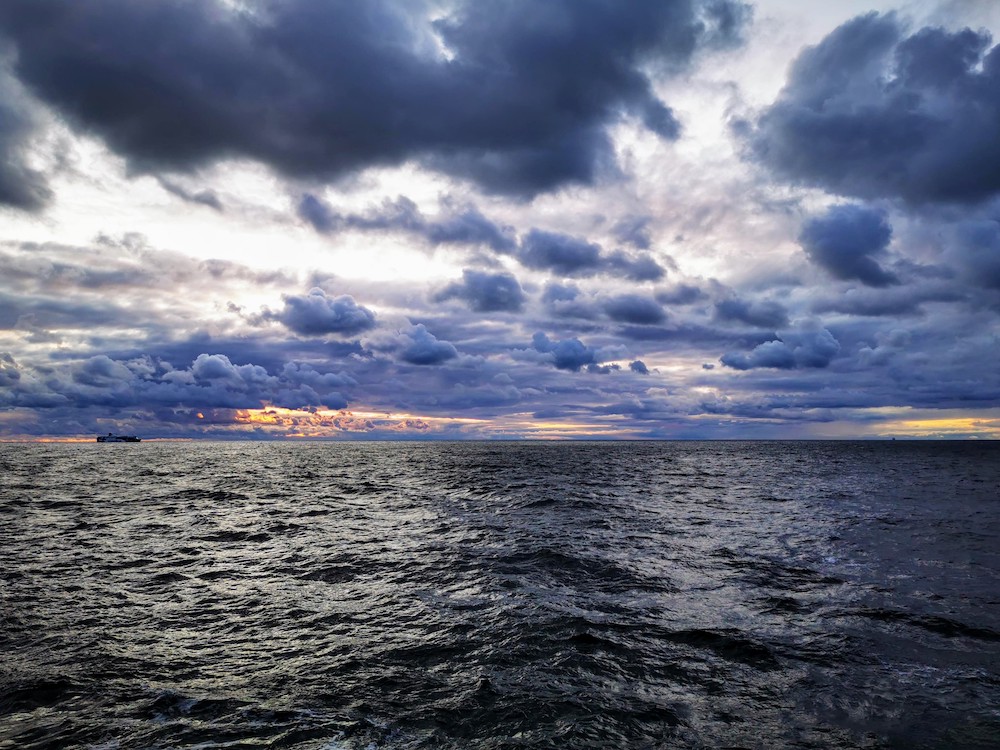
<box><xmin>1</xmin><ymin>0</ymin><xmax>1000</xmax><ymax>441</ymax></box>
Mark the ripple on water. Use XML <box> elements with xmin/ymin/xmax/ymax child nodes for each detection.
<box><xmin>0</xmin><ymin>440</ymin><xmax>999</xmax><ymax>749</ymax></box>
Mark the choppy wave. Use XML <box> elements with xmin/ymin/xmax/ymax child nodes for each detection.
<box><xmin>1</xmin><ymin>440</ymin><xmax>999</xmax><ymax>749</ymax></box>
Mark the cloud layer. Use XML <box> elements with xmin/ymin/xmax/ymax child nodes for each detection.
<box><xmin>1</xmin><ymin>2</ymin><xmax>1000</xmax><ymax>440</ymax></box>
<box><xmin>750</xmin><ymin>12</ymin><xmax>1000</xmax><ymax>206</ymax></box>
<box><xmin>0</xmin><ymin>0</ymin><xmax>748</xmax><ymax>206</ymax></box>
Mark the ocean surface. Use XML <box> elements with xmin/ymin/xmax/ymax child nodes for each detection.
<box><xmin>1</xmin><ymin>441</ymin><xmax>998</xmax><ymax>749</ymax></box>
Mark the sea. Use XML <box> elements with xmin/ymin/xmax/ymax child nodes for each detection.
<box><xmin>1</xmin><ymin>441</ymin><xmax>998</xmax><ymax>749</ymax></box>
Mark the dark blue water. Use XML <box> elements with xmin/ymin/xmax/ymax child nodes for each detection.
<box><xmin>1</xmin><ymin>441</ymin><xmax>998</xmax><ymax>749</ymax></box>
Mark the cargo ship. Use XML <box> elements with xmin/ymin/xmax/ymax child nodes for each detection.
<box><xmin>96</xmin><ymin>433</ymin><xmax>141</xmax><ymax>442</ymax></box>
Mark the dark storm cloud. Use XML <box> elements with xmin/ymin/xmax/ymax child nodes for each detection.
<box><xmin>298</xmin><ymin>195</ymin><xmax>339</xmax><ymax>234</ymax></box>
<box><xmin>0</xmin><ymin>289</ymin><xmax>136</xmax><ymax>331</ymax></box>
<box><xmin>298</xmin><ymin>195</ymin><xmax>424</xmax><ymax>236</ymax></box>
<box><xmin>298</xmin><ymin>194</ymin><xmax>517</xmax><ymax>252</ymax></box>
<box><xmin>73</xmin><ymin>354</ymin><xmax>135</xmax><ymax>387</ymax></box>
<box><xmin>425</xmin><ymin>208</ymin><xmax>518</xmax><ymax>251</ymax></box>
<box><xmin>602</xmin><ymin>294</ymin><xmax>667</xmax><ymax>325</ymax></box>
<box><xmin>530</xmin><ymin>332</ymin><xmax>601</xmax><ymax>372</ymax></box>
<box><xmin>517</xmin><ymin>229</ymin><xmax>666</xmax><ymax>279</ymax></box>
<box><xmin>0</xmin><ymin>70</ymin><xmax>51</xmax><ymax>211</ymax></box>
<box><xmin>750</xmin><ymin>13</ymin><xmax>1000</xmax><ymax>205</ymax></box>
<box><xmin>714</xmin><ymin>296</ymin><xmax>788</xmax><ymax>328</ymax></box>
<box><xmin>518</xmin><ymin>230</ymin><xmax>602</xmax><ymax>275</ymax></box>
<box><xmin>434</xmin><ymin>269</ymin><xmax>526</xmax><ymax>313</ymax></box>
<box><xmin>0</xmin><ymin>352</ymin><xmax>21</xmax><ymax>389</ymax></box>
<box><xmin>656</xmin><ymin>283</ymin><xmax>706</xmax><ymax>305</ymax></box>
<box><xmin>810</xmin><ymin>283</ymin><xmax>966</xmax><ymax>317</ymax></box>
<box><xmin>950</xmin><ymin>221</ymin><xmax>1000</xmax><ymax>290</ymax></box>
<box><xmin>538</xmin><ymin>285</ymin><xmax>678</xmax><ymax>325</ymax></box>
<box><xmin>0</xmin><ymin>0</ymin><xmax>748</xmax><ymax>199</ymax></box>
<box><xmin>856</xmin><ymin>328</ymin><xmax>911</xmax><ymax>367</ymax></box>
<box><xmin>799</xmin><ymin>205</ymin><xmax>897</xmax><ymax>287</ymax></box>
<box><xmin>397</xmin><ymin>325</ymin><xmax>459</xmax><ymax>366</ymax></box>
<box><xmin>297</xmin><ymin>194</ymin><xmax>664</xmax><ymax>280</ymax></box>
<box><xmin>432</xmin><ymin>380</ymin><xmax>522</xmax><ymax>410</ymax></box>
<box><xmin>721</xmin><ymin>326</ymin><xmax>840</xmax><ymax>370</ymax></box>
<box><xmin>604</xmin><ymin>251</ymin><xmax>667</xmax><ymax>282</ymax></box>
<box><xmin>267</xmin><ymin>288</ymin><xmax>377</xmax><ymax>337</ymax></box>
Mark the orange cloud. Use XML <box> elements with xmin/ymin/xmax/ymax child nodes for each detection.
<box><xmin>232</xmin><ymin>406</ymin><xmax>459</xmax><ymax>437</ymax></box>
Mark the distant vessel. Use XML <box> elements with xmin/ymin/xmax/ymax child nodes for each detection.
<box><xmin>96</xmin><ymin>433</ymin><xmax>141</xmax><ymax>443</ymax></box>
